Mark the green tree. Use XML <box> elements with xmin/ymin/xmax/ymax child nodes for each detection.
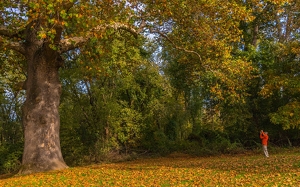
<box><xmin>232</xmin><ymin>0</ymin><xmax>299</xmax><ymax>145</ymax></box>
<box><xmin>58</xmin><ymin>34</ymin><xmax>173</xmax><ymax>163</ymax></box>
<box><xmin>159</xmin><ymin>1</ymin><xmax>255</xmax><ymax>137</ymax></box>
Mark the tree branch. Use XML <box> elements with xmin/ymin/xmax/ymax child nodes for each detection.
<box><xmin>59</xmin><ymin>36</ymin><xmax>89</xmax><ymax>53</ymax></box>
<box><xmin>59</xmin><ymin>22</ymin><xmax>144</xmax><ymax>53</ymax></box>
<box><xmin>0</xmin><ymin>36</ymin><xmax>25</xmax><ymax>55</ymax></box>
<box><xmin>92</xmin><ymin>22</ymin><xmax>139</xmax><ymax>38</ymax></box>
<box><xmin>0</xmin><ymin>25</ymin><xmax>24</xmax><ymax>38</ymax></box>
<box><xmin>0</xmin><ymin>26</ymin><xmax>26</xmax><ymax>55</ymax></box>
<box><xmin>62</xmin><ymin>1</ymin><xmax>75</xmax><ymax>12</ymax></box>
<box><xmin>7</xmin><ymin>41</ymin><xmax>26</xmax><ymax>55</ymax></box>
<box><xmin>0</xmin><ymin>26</ymin><xmax>15</xmax><ymax>37</ymax></box>
<box><xmin>137</xmin><ymin>20</ymin><xmax>146</xmax><ymax>33</ymax></box>
<box><xmin>151</xmin><ymin>29</ymin><xmax>202</xmax><ymax>62</ymax></box>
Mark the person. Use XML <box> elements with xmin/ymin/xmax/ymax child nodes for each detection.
<box><xmin>260</xmin><ymin>130</ymin><xmax>269</xmax><ymax>157</ymax></box>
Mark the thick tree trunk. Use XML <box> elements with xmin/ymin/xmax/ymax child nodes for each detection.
<box><xmin>19</xmin><ymin>44</ymin><xmax>68</xmax><ymax>174</ymax></box>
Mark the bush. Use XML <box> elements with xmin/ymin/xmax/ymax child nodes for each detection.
<box><xmin>139</xmin><ymin>130</ymin><xmax>172</xmax><ymax>155</ymax></box>
<box><xmin>226</xmin><ymin>142</ymin><xmax>246</xmax><ymax>154</ymax></box>
<box><xmin>3</xmin><ymin>151</ymin><xmax>22</xmax><ymax>173</ymax></box>
<box><xmin>0</xmin><ymin>143</ymin><xmax>23</xmax><ymax>174</ymax></box>
<box><xmin>185</xmin><ymin>130</ymin><xmax>247</xmax><ymax>156</ymax></box>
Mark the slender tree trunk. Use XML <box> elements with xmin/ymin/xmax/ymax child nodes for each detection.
<box><xmin>284</xmin><ymin>9</ymin><xmax>292</xmax><ymax>42</ymax></box>
<box><xmin>19</xmin><ymin>42</ymin><xmax>68</xmax><ymax>174</ymax></box>
<box><xmin>252</xmin><ymin>24</ymin><xmax>259</xmax><ymax>47</ymax></box>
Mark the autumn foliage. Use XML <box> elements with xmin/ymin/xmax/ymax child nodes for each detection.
<box><xmin>1</xmin><ymin>150</ymin><xmax>300</xmax><ymax>186</ymax></box>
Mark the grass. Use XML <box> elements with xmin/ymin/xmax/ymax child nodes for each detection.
<box><xmin>0</xmin><ymin>149</ymin><xmax>300</xmax><ymax>186</ymax></box>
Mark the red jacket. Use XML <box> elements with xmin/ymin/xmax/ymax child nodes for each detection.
<box><xmin>260</xmin><ymin>132</ymin><xmax>269</xmax><ymax>145</ymax></box>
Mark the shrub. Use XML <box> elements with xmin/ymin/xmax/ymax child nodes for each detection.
<box><xmin>0</xmin><ymin>143</ymin><xmax>23</xmax><ymax>174</ymax></box>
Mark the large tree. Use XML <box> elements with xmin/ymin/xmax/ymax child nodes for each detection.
<box><xmin>0</xmin><ymin>0</ymin><xmax>146</xmax><ymax>174</ymax></box>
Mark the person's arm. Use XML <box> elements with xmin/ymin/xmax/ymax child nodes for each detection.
<box><xmin>260</xmin><ymin>130</ymin><xmax>264</xmax><ymax>139</ymax></box>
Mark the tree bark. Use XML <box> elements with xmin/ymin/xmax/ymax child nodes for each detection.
<box><xmin>19</xmin><ymin>41</ymin><xmax>68</xmax><ymax>174</ymax></box>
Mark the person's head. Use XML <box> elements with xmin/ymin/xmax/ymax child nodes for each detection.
<box><xmin>265</xmin><ymin>132</ymin><xmax>268</xmax><ymax>135</ymax></box>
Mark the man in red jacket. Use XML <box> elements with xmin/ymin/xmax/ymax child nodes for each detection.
<box><xmin>260</xmin><ymin>130</ymin><xmax>269</xmax><ymax>157</ymax></box>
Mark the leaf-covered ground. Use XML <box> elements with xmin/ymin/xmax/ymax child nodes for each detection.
<box><xmin>1</xmin><ymin>150</ymin><xmax>300</xmax><ymax>186</ymax></box>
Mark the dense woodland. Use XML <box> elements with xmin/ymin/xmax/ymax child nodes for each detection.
<box><xmin>0</xmin><ymin>0</ymin><xmax>299</xmax><ymax>174</ymax></box>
